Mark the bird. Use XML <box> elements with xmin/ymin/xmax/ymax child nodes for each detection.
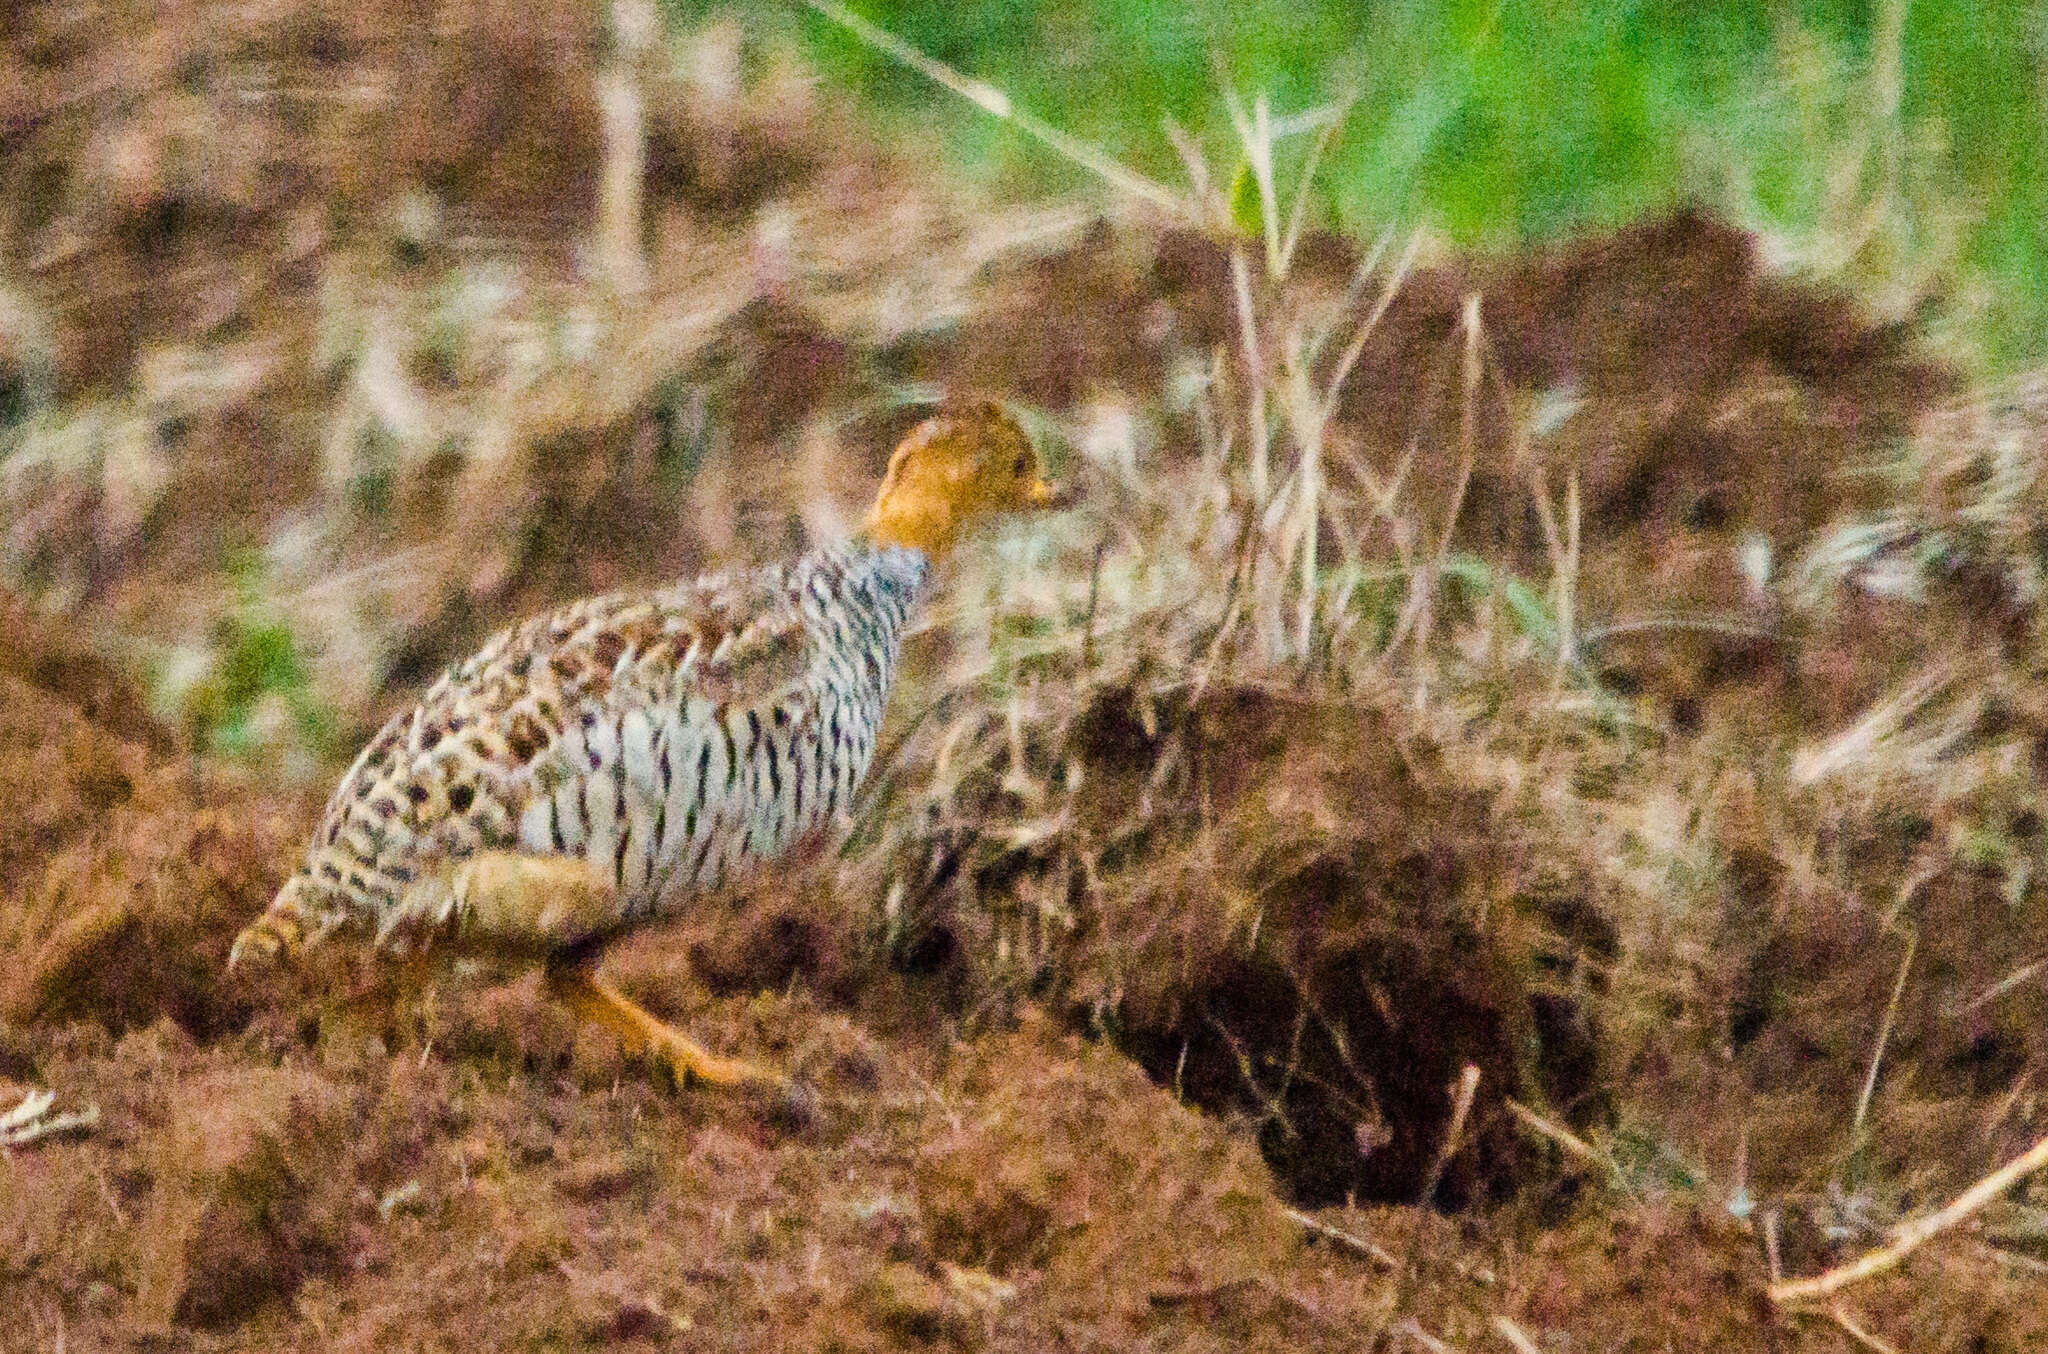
<box><xmin>229</xmin><ymin>401</ymin><xmax>1063</xmax><ymax>1105</ymax></box>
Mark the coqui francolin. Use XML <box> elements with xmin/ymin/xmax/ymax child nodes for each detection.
<box><xmin>230</xmin><ymin>402</ymin><xmax>1064</xmax><ymax>1110</ymax></box>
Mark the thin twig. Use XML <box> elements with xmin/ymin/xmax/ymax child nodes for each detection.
<box><xmin>1769</xmin><ymin>1128</ymin><xmax>2048</xmax><ymax>1303</ymax></box>
<box><xmin>1371</xmin><ymin>1066</ymin><xmax>1482</xmax><ymax>1353</ymax></box>
<box><xmin>1427</xmin><ymin>1064</ymin><xmax>1482</xmax><ymax>1205</ymax></box>
<box><xmin>1279</xmin><ymin>1202</ymin><xmax>1500</xmax><ymax>1288</ymax></box>
<box><xmin>1390</xmin><ymin>1316</ymin><xmax>1461</xmax><ymax>1353</ymax></box>
<box><xmin>0</xmin><ymin>1089</ymin><xmax>99</xmax><ymax>1148</ymax></box>
<box><xmin>1825</xmin><ymin>1303</ymin><xmax>1901</xmax><ymax>1354</ymax></box>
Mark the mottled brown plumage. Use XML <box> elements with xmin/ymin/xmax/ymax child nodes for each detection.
<box><xmin>231</xmin><ymin>402</ymin><xmax>1061</xmax><ymax>1098</ymax></box>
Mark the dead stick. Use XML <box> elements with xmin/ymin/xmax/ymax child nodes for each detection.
<box><xmin>1769</xmin><ymin>1129</ymin><xmax>2048</xmax><ymax>1303</ymax></box>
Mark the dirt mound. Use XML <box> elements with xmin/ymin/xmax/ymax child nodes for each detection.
<box><xmin>712</xmin><ymin>676</ymin><xmax>1617</xmax><ymax>1210</ymax></box>
<box><xmin>1065</xmin><ymin>684</ymin><xmax>1604</xmax><ymax>1209</ymax></box>
<box><xmin>1149</xmin><ymin>209</ymin><xmax>1951</xmax><ymax>554</ymax></box>
<box><xmin>0</xmin><ymin>614</ymin><xmax>317</xmax><ymax>1040</ymax></box>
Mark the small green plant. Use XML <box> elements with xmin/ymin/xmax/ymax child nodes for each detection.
<box><xmin>159</xmin><ymin>554</ymin><xmax>339</xmax><ymax>772</ymax></box>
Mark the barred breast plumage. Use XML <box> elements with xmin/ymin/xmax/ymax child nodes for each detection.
<box><xmin>265</xmin><ymin>541</ymin><xmax>927</xmax><ymax>956</ymax></box>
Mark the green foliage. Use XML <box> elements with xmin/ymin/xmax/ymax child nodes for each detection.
<box><xmin>1441</xmin><ymin>553</ymin><xmax>1560</xmax><ymax>652</ymax></box>
<box><xmin>171</xmin><ymin>555</ymin><xmax>338</xmax><ymax>765</ymax></box>
<box><xmin>345</xmin><ymin>427</ymin><xmax>398</xmax><ymax>518</ymax></box>
<box><xmin>689</xmin><ymin>0</ymin><xmax>2048</xmax><ymax>368</ymax></box>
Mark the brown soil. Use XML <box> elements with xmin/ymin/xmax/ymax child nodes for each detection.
<box><xmin>0</xmin><ymin>606</ymin><xmax>2038</xmax><ymax>1350</ymax></box>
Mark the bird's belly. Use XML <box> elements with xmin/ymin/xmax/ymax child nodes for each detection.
<box><xmin>516</xmin><ymin>696</ymin><xmax>867</xmax><ymax>920</ymax></box>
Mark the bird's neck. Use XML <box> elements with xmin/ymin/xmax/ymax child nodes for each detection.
<box><xmin>861</xmin><ymin>486</ymin><xmax>962</xmax><ymax>558</ymax></box>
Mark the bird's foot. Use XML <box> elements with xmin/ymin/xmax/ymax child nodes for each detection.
<box><xmin>744</xmin><ymin>1073</ymin><xmax>822</xmax><ymax>1136</ymax></box>
<box><xmin>646</xmin><ymin>1036</ymin><xmax>819</xmax><ymax>1132</ymax></box>
<box><xmin>544</xmin><ymin>965</ymin><xmax>818</xmax><ymax>1131</ymax></box>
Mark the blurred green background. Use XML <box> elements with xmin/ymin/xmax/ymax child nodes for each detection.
<box><xmin>678</xmin><ymin>0</ymin><xmax>2048</xmax><ymax>371</ymax></box>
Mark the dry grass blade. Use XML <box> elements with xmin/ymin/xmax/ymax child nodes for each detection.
<box><xmin>1851</xmin><ymin>928</ymin><xmax>1916</xmax><ymax>1140</ymax></box>
<box><xmin>1162</xmin><ymin>114</ymin><xmax>1224</xmax><ymax>224</ymax></box>
<box><xmin>1790</xmin><ymin>664</ymin><xmax>1961</xmax><ymax>787</ymax></box>
<box><xmin>1505</xmin><ymin>1098</ymin><xmax>1617</xmax><ymax>1182</ymax></box>
<box><xmin>802</xmin><ymin>0</ymin><xmax>1190</xmax><ymax>218</ymax></box>
<box><xmin>1955</xmin><ymin>955</ymin><xmax>2048</xmax><ymax>1017</ymax></box>
<box><xmin>1381</xmin><ymin>292</ymin><xmax>1481</xmax><ymax>667</ymax></box>
<box><xmin>595</xmin><ymin>0</ymin><xmax>654</xmax><ymax>297</ymax></box>
<box><xmin>1490</xmin><ymin>1314</ymin><xmax>1543</xmax><ymax>1354</ymax></box>
<box><xmin>1228</xmin><ymin>245</ymin><xmax>1272</xmax><ymax>506</ymax></box>
<box><xmin>1279</xmin><ymin>1204</ymin><xmax>1400</xmax><ymax>1269</ymax></box>
<box><xmin>1769</xmin><ymin>1129</ymin><xmax>2048</xmax><ymax>1303</ymax></box>
<box><xmin>1318</xmin><ymin>228</ymin><xmax>1425</xmax><ymax>438</ymax></box>
<box><xmin>1277</xmin><ymin>92</ymin><xmax>1357</xmax><ymax>271</ymax></box>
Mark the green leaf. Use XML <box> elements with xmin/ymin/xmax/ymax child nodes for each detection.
<box><xmin>1227</xmin><ymin>160</ymin><xmax>1264</xmax><ymax>239</ymax></box>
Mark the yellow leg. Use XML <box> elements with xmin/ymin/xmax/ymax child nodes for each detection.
<box><xmin>367</xmin><ymin>851</ymin><xmax>813</xmax><ymax>1122</ymax></box>
<box><xmin>545</xmin><ymin>965</ymin><xmax>769</xmax><ymax>1090</ymax></box>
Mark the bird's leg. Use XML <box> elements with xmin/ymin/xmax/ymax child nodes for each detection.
<box><xmin>543</xmin><ymin>963</ymin><xmax>777</xmax><ymax>1092</ymax></box>
<box><xmin>399</xmin><ymin>851</ymin><xmax>797</xmax><ymax>1099</ymax></box>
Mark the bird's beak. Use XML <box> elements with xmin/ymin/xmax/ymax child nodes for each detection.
<box><xmin>1027</xmin><ymin>478</ymin><xmax>1069</xmax><ymax>509</ymax></box>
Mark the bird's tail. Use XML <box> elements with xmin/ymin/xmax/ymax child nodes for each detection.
<box><xmin>229</xmin><ymin>874</ymin><xmax>314</xmax><ymax>970</ymax></box>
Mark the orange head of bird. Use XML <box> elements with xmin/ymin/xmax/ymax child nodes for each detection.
<box><xmin>862</xmin><ymin>402</ymin><xmax>1064</xmax><ymax>556</ymax></box>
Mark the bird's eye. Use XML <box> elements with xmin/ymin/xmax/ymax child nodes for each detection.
<box><xmin>1012</xmin><ymin>453</ymin><xmax>1028</xmax><ymax>475</ymax></box>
